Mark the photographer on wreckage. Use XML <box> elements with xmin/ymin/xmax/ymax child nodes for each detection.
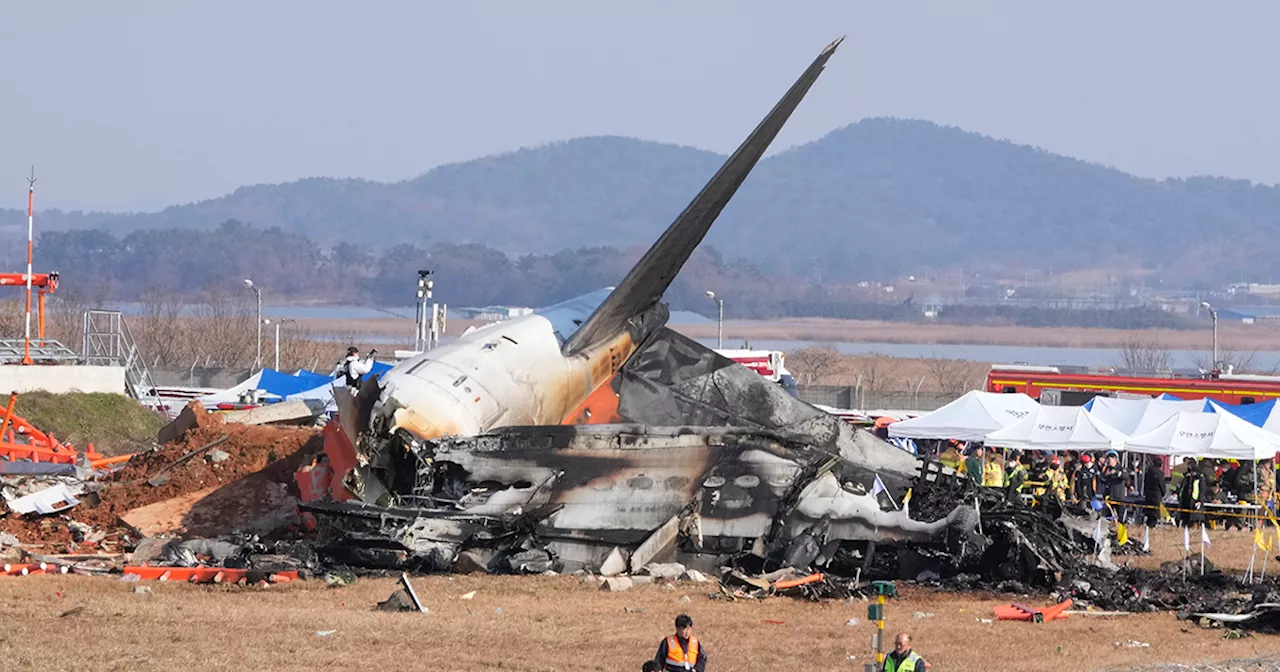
<box><xmin>332</xmin><ymin>346</ymin><xmax>377</xmax><ymax>388</ymax></box>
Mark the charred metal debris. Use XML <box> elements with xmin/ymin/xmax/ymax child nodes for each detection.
<box><xmin>295</xmin><ymin>328</ymin><xmax>1280</xmax><ymax>630</ymax></box>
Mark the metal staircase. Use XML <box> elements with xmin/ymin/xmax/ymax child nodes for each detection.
<box><xmin>82</xmin><ymin>310</ymin><xmax>161</xmax><ymax>411</ymax></box>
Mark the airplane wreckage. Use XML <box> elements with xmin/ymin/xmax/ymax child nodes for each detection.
<box><xmin>289</xmin><ymin>39</ymin><xmax>1280</xmax><ymax>625</ymax></box>
<box><xmin>294</xmin><ymin>37</ymin><xmax>982</xmax><ymax>579</ymax></box>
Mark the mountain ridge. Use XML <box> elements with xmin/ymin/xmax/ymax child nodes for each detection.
<box><xmin>6</xmin><ymin>117</ymin><xmax>1279</xmax><ymax>284</ymax></box>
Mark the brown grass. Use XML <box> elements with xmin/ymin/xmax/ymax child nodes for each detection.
<box><xmin>1122</xmin><ymin>525</ymin><xmax>1273</xmax><ymax>573</ymax></box>
<box><xmin>787</xmin><ymin>349</ymin><xmax>990</xmax><ymax>392</ymax></box>
<box><xmin>1</xmin><ymin>573</ymin><xmax>1275</xmax><ymax>671</ymax></box>
<box><xmin>672</xmin><ymin>319</ymin><xmax>1280</xmax><ymax>351</ymax></box>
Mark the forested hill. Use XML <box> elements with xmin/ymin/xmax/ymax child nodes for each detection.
<box><xmin>6</xmin><ymin>118</ymin><xmax>1280</xmax><ymax>284</ymax></box>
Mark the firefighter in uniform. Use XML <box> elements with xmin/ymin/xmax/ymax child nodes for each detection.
<box><xmin>982</xmin><ymin>450</ymin><xmax>1005</xmax><ymax>488</ymax></box>
<box><xmin>654</xmin><ymin>614</ymin><xmax>706</xmax><ymax>672</ymax></box>
<box><xmin>1005</xmin><ymin>455</ymin><xmax>1029</xmax><ymax>502</ymax></box>
<box><xmin>1046</xmin><ymin>457</ymin><xmax>1070</xmax><ymax>502</ymax></box>
<box><xmin>882</xmin><ymin>632</ymin><xmax>931</xmax><ymax>671</ymax></box>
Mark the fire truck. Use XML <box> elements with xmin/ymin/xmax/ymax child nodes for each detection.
<box><xmin>986</xmin><ymin>364</ymin><xmax>1280</xmax><ymax>406</ymax></box>
<box><xmin>717</xmin><ymin>349</ymin><xmax>798</xmax><ymax>396</ymax></box>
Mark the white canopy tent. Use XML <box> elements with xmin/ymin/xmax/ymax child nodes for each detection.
<box><xmin>888</xmin><ymin>390</ymin><xmax>1039</xmax><ymax>441</ymax></box>
<box><xmin>985</xmin><ymin>405</ymin><xmax>1128</xmax><ymax>452</ymax></box>
<box><xmin>1084</xmin><ymin>397</ymin><xmax>1206</xmax><ymax>436</ymax></box>
<box><xmin>1124</xmin><ymin>410</ymin><xmax>1280</xmax><ymax>461</ymax></box>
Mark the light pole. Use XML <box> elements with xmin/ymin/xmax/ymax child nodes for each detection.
<box><xmin>244</xmin><ymin>278</ymin><xmax>263</xmax><ymax>371</ymax></box>
<box><xmin>264</xmin><ymin>318</ymin><xmax>295</xmax><ymax>371</ymax></box>
<box><xmin>705</xmin><ymin>290</ymin><xmax>724</xmax><ymax>349</ymax></box>
<box><xmin>1200</xmin><ymin>301</ymin><xmax>1219</xmax><ymax>369</ymax></box>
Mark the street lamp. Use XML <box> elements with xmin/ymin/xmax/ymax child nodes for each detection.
<box><xmin>705</xmin><ymin>290</ymin><xmax>724</xmax><ymax>349</ymax></box>
<box><xmin>1200</xmin><ymin>301</ymin><xmax>1219</xmax><ymax>370</ymax></box>
<box><xmin>263</xmin><ymin>318</ymin><xmax>295</xmax><ymax>371</ymax></box>
<box><xmin>244</xmin><ymin>278</ymin><xmax>263</xmax><ymax>371</ymax></box>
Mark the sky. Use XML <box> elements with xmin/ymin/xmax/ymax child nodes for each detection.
<box><xmin>0</xmin><ymin>1</ymin><xmax>1276</xmax><ymax>212</ymax></box>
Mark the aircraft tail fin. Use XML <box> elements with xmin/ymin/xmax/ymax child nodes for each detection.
<box><xmin>562</xmin><ymin>37</ymin><xmax>843</xmax><ymax>356</ymax></box>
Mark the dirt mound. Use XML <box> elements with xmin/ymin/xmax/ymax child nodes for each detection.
<box><xmin>2</xmin><ymin>422</ymin><xmax>323</xmax><ymax>549</ymax></box>
<box><xmin>84</xmin><ymin>423</ymin><xmax>322</xmax><ymax>527</ymax></box>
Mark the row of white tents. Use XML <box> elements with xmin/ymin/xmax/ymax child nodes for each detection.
<box><xmin>888</xmin><ymin>391</ymin><xmax>1280</xmax><ymax>461</ymax></box>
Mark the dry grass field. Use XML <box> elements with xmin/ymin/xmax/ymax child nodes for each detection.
<box><xmin>1</xmin><ymin>568</ymin><xmax>1276</xmax><ymax>672</ymax></box>
<box><xmin>287</xmin><ymin>314</ymin><xmax>1280</xmax><ymax>353</ymax></box>
<box><xmin>674</xmin><ymin>319</ymin><xmax>1280</xmax><ymax>352</ymax></box>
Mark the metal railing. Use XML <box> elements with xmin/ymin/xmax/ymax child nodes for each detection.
<box><xmin>82</xmin><ymin>309</ymin><xmax>160</xmax><ymax>410</ymax></box>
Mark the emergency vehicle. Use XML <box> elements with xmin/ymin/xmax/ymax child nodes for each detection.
<box><xmin>716</xmin><ymin>349</ymin><xmax>798</xmax><ymax>396</ymax></box>
<box><xmin>986</xmin><ymin>364</ymin><xmax>1280</xmax><ymax>406</ymax></box>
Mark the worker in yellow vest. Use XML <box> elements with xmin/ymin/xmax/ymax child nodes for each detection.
<box><xmin>654</xmin><ymin>614</ymin><xmax>706</xmax><ymax>672</ymax></box>
<box><xmin>983</xmin><ymin>450</ymin><xmax>1005</xmax><ymax>488</ymax></box>
<box><xmin>882</xmin><ymin>632</ymin><xmax>931</xmax><ymax>671</ymax></box>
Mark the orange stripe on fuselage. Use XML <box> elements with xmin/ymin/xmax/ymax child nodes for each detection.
<box><xmin>561</xmin><ymin>331</ymin><xmax>636</xmax><ymax>425</ymax></box>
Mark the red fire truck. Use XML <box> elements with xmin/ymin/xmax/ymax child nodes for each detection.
<box><xmin>986</xmin><ymin>364</ymin><xmax>1280</xmax><ymax>406</ymax></box>
<box><xmin>717</xmin><ymin>349</ymin><xmax>798</xmax><ymax>396</ymax></box>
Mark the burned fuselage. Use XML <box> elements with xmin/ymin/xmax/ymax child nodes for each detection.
<box><xmin>305</xmin><ymin>423</ymin><xmax>977</xmax><ymax>573</ymax></box>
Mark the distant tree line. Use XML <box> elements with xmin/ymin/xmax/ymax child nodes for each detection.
<box><xmin>35</xmin><ymin>221</ymin><xmax>1194</xmax><ymax>330</ymax></box>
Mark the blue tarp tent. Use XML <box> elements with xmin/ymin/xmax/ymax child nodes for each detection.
<box><xmin>1205</xmin><ymin>398</ymin><xmax>1280</xmax><ymax>432</ymax></box>
<box><xmin>253</xmin><ymin>369</ymin><xmax>331</xmax><ymax>399</ymax></box>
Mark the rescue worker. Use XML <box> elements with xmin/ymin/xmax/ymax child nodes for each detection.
<box><xmin>1099</xmin><ymin>450</ymin><xmax>1128</xmax><ymax>521</ymax></box>
<box><xmin>882</xmin><ymin>632</ymin><xmax>931</xmax><ymax>672</ymax></box>
<box><xmin>654</xmin><ymin>614</ymin><xmax>707</xmax><ymax>672</ymax></box>
<box><xmin>1142</xmin><ymin>457</ymin><xmax>1168</xmax><ymax>530</ymax></box>
<box><xmin>939</xmin><ymin>440</ymin><xmax>964</xmax><ymax>472</ymax></box>
<box><xmin>332</xmin><ymin>346</ymin><xmax>376</xmax><ymax>388</ymax></box>
<box><xmin>1075</xmin><ymin>454</ymin><xmax>1099</xmax><ymax>505</ymax></box>
<box><xmin>1005</xmin><ymin>454</ymin><xmax>1028</xmax><ymax>502</ymax></box>
<box><xmin>1233</xmin><ymin>460</ymin><xmax>1257</xmax><ymax>504</ymax></box>
<box><xmin>964</xmin><ymin>445</ymin><xmax>985</xmax><ymax>485</ymax></box>
<box><xmin>1259</xmin><ymin>458</ymin><xmax>1276</xmax><ymax>512</ymax></box>
<box><xmin>1176</xmin><ymin>457</ymin><xmax>1206</xmax><ymax>528</ymax></box>
<box><xmin>1046</xmin><ymin>457</ymin><xmax>1070</xmax><ymax>502</ymax></box>
<box><xmin>1100</xmin><ymin>450</ymin><xmax>1127</xmax><ymax>500</ymax></box>
<box><xmin>982</xmin><ymin>449</ymin><xmax>1005</xmax><ymax>488</ymax></box>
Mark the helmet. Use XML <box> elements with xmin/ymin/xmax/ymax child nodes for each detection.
<box><xmin>1051</xmin><ymin>457</ymin><xmax>1061</xmax><ymax>467</ymax></box>
<box><xmin>1080</xmin><ymin>454</ymin><xmax>1092</xmax><ymax>464</ymax></box>
<box><xmin>1105</xmin><ymin>449</ymin><xmax>1119</xmax><ymax>458</ymax></box>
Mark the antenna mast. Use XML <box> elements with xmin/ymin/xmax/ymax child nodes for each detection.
<box><xmin>22</xmin><ymin>167</ymin><xmax>35</xmax><ymax>365</ymax></box>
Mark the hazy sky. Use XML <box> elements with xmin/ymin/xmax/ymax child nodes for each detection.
<box><xmin>0</xmin><ymin>1</ymin><xmax>1276</xmax><ymax>212</ymax></box>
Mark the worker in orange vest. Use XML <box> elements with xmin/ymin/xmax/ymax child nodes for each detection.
<box><xmin>654</xmin><ymin>614</ymin><xmax>707</xmax><ymax>671</ymax></box>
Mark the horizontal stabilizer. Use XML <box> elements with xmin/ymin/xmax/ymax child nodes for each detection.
<box><xmin>562</xmin><ymin>37</ymin><xmax>843</xmax><ymax>356</ymax></box>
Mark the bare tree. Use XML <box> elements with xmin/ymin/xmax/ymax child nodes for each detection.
<box><xmin>188</xmin><ymin>283</ymin><xmax>256</xmax><ymax>367</ymax></box>
<box><xmin>853</xmin><ymin>352</ymin><xmax>891</xmax><ymax>392</ymax></box>
<box><xmin>923</xmin><ymin>352</ymin><xmax>977</xmax><ymax>393</ymax></box>
<box><xmin>135</xmin><ymin>283</ymin><xmax>186</xmax><ymax>366</ymax></box>
<box><xmin>787</xmin><ymin>346</ymin><xmax>843</xmax><ymax>385</ymax></box>
<box><xmin>1187</xmin><ymin>346</ymin><xmax>1270</xmax><ymax>374</ymax></box>
<box><xmin>1115</xmin><ymin>336</ymin><xmax>1174</xmax><ymax>371</ymax></box>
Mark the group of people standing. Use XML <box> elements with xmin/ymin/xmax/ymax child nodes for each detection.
<box><xmin>940</xmin><ymin>440</ymin><xmax>1278</xmax><ymax>525</ymax></box>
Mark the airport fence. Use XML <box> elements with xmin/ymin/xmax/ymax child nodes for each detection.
<box><xmin>795</xmin><ymin>385</ymin><xmax>963</xmax><ymax>411</ymax></box>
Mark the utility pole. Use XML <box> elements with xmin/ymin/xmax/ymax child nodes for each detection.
<box><xmin>244</xmin><ymin>278</ymin><xmax>263</xmax><ymax>370</ymax></box>
<box><xmin>705</xmin><ymin>290</ymin><xmax>724</xmax><ymax>349</ymax></box>
<box><xmin>22</xmin><ymin>168</ymin><xmax>35</xmax><ymax>365</ymax></box>
<box><xmin>1200</xmin><ymin>301</ymin><xmax>1219</xmax><ymax>370</ymax></box>
<box><xmin>266</xmin><ymin>318</ymin><xmax>294</xmax><ymax>370</ymax></box>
